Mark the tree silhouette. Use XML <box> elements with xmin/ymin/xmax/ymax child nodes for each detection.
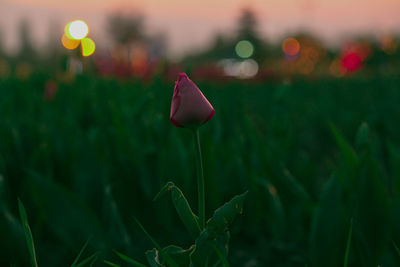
<box><xmin>236</xmin><ymin>8</ymin><xmax>259</xmax><ymax>42</ymax></box>
<box><xmin>106</xmin><ymin>12</ymin><xmax>145</xmax><ymax>46</ymax></box>
<box><xmin>0</xmin><ymin>27</ymin><xmax>4</xmax><ymax>58</ymax></box>
<box><xmin>236</xmin><ymin>8</ymin><xmax>269</xmax><ymax>60</ymax></box>
<box><xmin>17</xmin><ymin>18</ymin><xmax>36</xmax><ymax>62</ymax></box>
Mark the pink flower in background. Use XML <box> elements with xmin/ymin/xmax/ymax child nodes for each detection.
<box><xmin>43</xmin><ymin>80</ymin><xmax>58</xmax><ymax>102</ymax></box>
<box><xmin>170</xmin><ymin>73</ymin><xmax>215</xmax><ymax>128</ymax></box>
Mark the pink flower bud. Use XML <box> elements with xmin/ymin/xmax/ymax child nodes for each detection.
<box><xmin>170</xmin><ymin>73</ymin><xmax>215</xmax><ymax>128</ymax></box>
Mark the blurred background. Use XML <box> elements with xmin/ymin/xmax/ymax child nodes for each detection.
<box><xmin>0</xmin><ymin>0</ymin><xmax>400</xmax><ymax>266</ymax></box>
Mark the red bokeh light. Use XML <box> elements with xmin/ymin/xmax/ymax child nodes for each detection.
<box><xmin>341</xmin><ymin>52</ymin><xmax>362</xmax><ymax>73</ymax></box>
<box><xmin>282</xmin><ymin>38</ymin><xmax>301</xmax><ymax>57</ymax></box>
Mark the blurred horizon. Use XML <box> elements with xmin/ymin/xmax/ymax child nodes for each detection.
<box><xmin>1</xmin><ymin>0</ymin><xmax>400</xmax><ymax>59</ymax></box>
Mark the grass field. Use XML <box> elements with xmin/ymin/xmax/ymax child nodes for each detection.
<box><xmin>1</xmin><ymin>72</ymin><xmax>400</xmax><ymax>266</ymax></box>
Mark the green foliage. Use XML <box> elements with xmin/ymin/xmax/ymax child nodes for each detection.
<box><xmin>2</xmin><ymin>75</ymin><xmax>400</xmax><ymax>265</ymax></box>
<box><xmin>141</xmin><ymin>185</ymin><xmax>246</xmax><ymax>266</ymax></box>
<box><xmin>113</xmin><ymin>250</ymin><xmax>147</xmax><ymax>267</ymax></box>
<box><xmin>154</xmin><ymin>182</ymin><xmax>201</xmax><ymax>239</ymax></box>
<box><xmin>18</xmin><ymin>199</ymin><xmax>38</xmax><ymax>267</ymax></box>
<box><xmin>190</xmin><ymin>192</ymin><xmax>247</xmax><ymax>266</ymax></box>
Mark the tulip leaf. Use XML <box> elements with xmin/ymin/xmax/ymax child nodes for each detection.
<box><xmin>18</xmin><ymin>199</ymin><xmax>39</xmax><ymax>267</ymax></box>
<box><xmin>207</xmin><ymin>191</ymin><xmax>248</xmax><ymax>234</ymax></box>
<box><xmin>26</xmin><ymin>170</ymin><xmax>106</xmax><ymax>249</ymax></box>
<box><xmin>355</xmin><ymin>122</ymin><xmax>369</xmax><ymax>149</ymax></box>
<box><xmin>154</xmin><ymin>182</ymin><xmax>201</xmax><ymax>239</ymax></box>
<box><xmin>329</xmin><ymin>122</ymin><xmax>359</xmax><ymax>169</ymax></box>
<box><xmin>190</xmin><ymin>192</ymin><xmax>247</xmax><ymax>267</ymax></box>
<box><xmin>163</xmin><ymin>245</ymin><xmax>194</xmax><ymax>266</ymax></box>
<box><xmin>213</xmin><ymin>245</ymin><xmax>231</xmax><ymax>267</ymax></box>
<box><xmin>145</xmin><ymin>245</ymin><xmax>194</xmax><ymax>267</ymax></box>
<box><xmin>310</xmin><ymin>176</ymin><xmax>346</xmax><ymax>267</ymax></box>
<box><xmin>145</xmin><ymin>248</ymin><xmax>164</xmax><ymax>267</ymax></box>
<box><xmin>387</xmin><ymin>141</ymin><xmax>400</xmax><ymax>197</ymax></box>
<box><xmin>352</xmin><ymin>155</ymin><xmax>390</xmax><ymax>265</ymax></box>
<box><xmin>134</xmin><ymin>218</ymin><xmax>178</xmax><ymax>267</ymax></box>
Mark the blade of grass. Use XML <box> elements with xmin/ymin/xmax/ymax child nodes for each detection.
<box><xmin>71</xmin><ymin>238</ymin><xmax>91</xmax><ymax>267</ymax></box>
<box><xmin>104</xmin><ymin>260</ymin><xmax>121</xmax><ymax>267</ymax></box>
<box><xmin>393</xmin><ymin>241</ymin><xmax>400</xmax><ymax>257</ymax></box>
<box><xmin>213</xmin><ymin>246</ymin><xmax>230</xmax><ymax>267</ymax></box>
<box><xmin>343</xmin><ymin>218</ymin><xmax>353</xmax><ymax>267</ymax></box>
<box><xmin>328</xmin><ymin>122</ymin><xmax>359</xmax><ymax>168</ymax></box>
<box><xmin>113</xmin><ymin>250</ymin><xmax>147</xmax><ymax>267</ymax></box>
<box><xmin>134</xmin><ymin>217</ymin><xmax>178</xmax><ymax>267</ymax></box>
<box><xmin>18</xmin><ymin>199</ymin><xmax>38</xmax><ymax>267</ymax></box>
<box><xmin>76</xmin><ymin>252</ymin><xmax>100</xmax><ymax>267</ymax></box>
<box><xmin>89</xmin><ymin>256</ymin><xmax>98</xmax><ymax>267</ymax></box>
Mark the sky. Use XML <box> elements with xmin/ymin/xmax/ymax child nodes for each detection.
<box><xmin>1</xmin><ymin>0</ymin><xmax>400</xmax><ymax>58</ymax></box>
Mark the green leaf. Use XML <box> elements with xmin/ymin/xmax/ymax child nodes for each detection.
<box><xmin>26</xmin><ymin>171</ymin><xmax>106</xmax><ymax>249</ymax></box>
<box><xmin>393</xmin><ymin>241</ymin><xmax>400</xmax><ymax>258</ymax></box>
<box><xmin>257</xmin><ymin>179</ymin><xmax>285</xmax><ymax>239</ymax></box>
<box><xmin>145</xmin><ymin>248</ymin><xmax>164</xmax><ymax>267</ymax></box>
<box><xmin>387</xmin><ymin>141</ymin><xmax>400</xmax><ymax>197</ymax></box>
<box><xmin>190</xmin><ymin>192</ymin><xmax>247</xmax><ymax>267</ymax></box>
<box><xmin>162</xmin><ymin>245</ymin><xmax>194</xmax><ymax>266</ymax></box>
<box><xmin>207</xmin><ymin>191</ymin><xmax>248</xmax><ymax>234</ymax></box>
<box><xmin>213</xmin><ymin>246</ymin><xmax>230</xmax><ymax>267</ymax></box>
<box><xmin>329</xmin><ymin>122</ymin><xmax>359</xmax><ymax>169</ymax></box>
<box><xmin>75</xmin><ymin>252</ymin><xmax>100</xmax><ymax>267</ymax></box>
<box><xmin>104</xmin><ymin>260</ymin><xmax>121</xmax><ymax>267</ymax></box>
<box><xmin>352</xmin><ymin>156</ymin><xmax>390</xmax><ymax>265</ymax></box>
<box><xmin>134</xmin><ymin>218</ymin><xmax>178</xmax><ymax>267</ymax></box>
<box><xmin>281</xmin><ymin>169</ymin><xmax>311</xmax><ymax>201</ymax></box>
<box><xmin>343</xmin><ymin>218</ymin><xmax>353</xmax><ymax>267</ymax></box>
<box><xmin>71</xmin><ymin>238</ymin><xmax>90</xmax><ymax>267</ymax></box>
<box><xmin>89</xmin><ymin>256</ymin><xmax>98</xmax><ymax>267</ymax></box>
<box><xmin>154</xmin><ymin>182</ymin><xmax>201</xmax><ymax>239</ymax></box>
<box><xmin>310</xmin><ymin>176</ymin><xmax>346</xmax><ymax>267</ymax></box>
<box><xmin>18</xmin><ymin>199</ymin><xmax>39</xmax><ymax>267</ymax></box>
<box><xmin>113</xmin><ymin>250</ymin><xmax>147</xmax><ymax>267</ymax></box>
<box><xmin>355</xmin><ymin>122</ymin><xmax>369</xmax><ymax>149</ymax></box>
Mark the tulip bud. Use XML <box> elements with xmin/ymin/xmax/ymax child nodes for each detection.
<box><xmin>170</xmin><ymin>73</ymin><xmax>215</xmax><ymax>128</ymax></box>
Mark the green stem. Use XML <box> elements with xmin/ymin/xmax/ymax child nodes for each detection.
<box><xmin>193</xmin><ymin>128</ymin><xmax>205</xmax><ymax>229</ymax></box>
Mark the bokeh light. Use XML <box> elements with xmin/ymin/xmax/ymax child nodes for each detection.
<box><xmin>0</xmin><ymin>59</ymin><xmax>11</xmax><ymax>77</ymax></box>
<box><xmin>219</xmin><ymin>58</ymin><xmax>258</xmax><ymax>78</ymax></box>
<box><xmin>65</xmin><ymin>20</ymin><xmax>89</xmax><ymax>40</ymax></box>
<box><xmin>329</xmin><ymin>59</ymin><xmax>346</xmax><ymax>77</ymax></box>
<box><xmin>61</xmin><ymin>34</ymin><xmax>80</xmax><ymax>50</ymax></box>
<box><xmin>235</xmin><ymin>40</ymin><xmax>254</xmax><ymax>58</ymax></box>
<box><xmin>282</xmin><ymin>38</ymin><xmax>300</xmax><ymax>57</ymax></box>
<box><xmin>380</xmin><ymin>35</ymin><xmax>398</xmax><ymax>55</ymax></box>
<box><xmin>15</xmin><ymin>62</ymin><xmax>32</xmax><ymax>80</ymax></box>
<box><xmin>81</xmin><ymin>38</ymin><xmax>96</xmax><ymax>57</ymax></box>
<box><xmin>239</xmin><ymin>59</ymin><xmax>258</xmax><ymax>78</ymax></box>
<box><xmin>341</xmin><ymin>52</ymin><xmax>362</xmax><ymax>73</ymax></box>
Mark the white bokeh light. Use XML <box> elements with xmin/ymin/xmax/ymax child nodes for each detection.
<box><xmin>67</xmin><ymin>20</ymin><xmax>89</xmax><ymax>40</ymax></box>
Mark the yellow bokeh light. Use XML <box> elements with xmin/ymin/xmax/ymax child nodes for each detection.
<box><xmin>65</xmin><ymin>20</ymin><xmax>89</xmax><ymax>40</ymax></box>
<box><xmin>61</xmin><ymin>34</ymin><xmax>80</xmax><ymax>50</ymax></box>
<box><xmin>235</xmin><ymin>40</ymin><xmax>254</xmax><ymax>58</ymax></box>
<box><xmin>81</xmin><ymin>38</ymin><xmax>96</xmax><ymax>57</ymax></box>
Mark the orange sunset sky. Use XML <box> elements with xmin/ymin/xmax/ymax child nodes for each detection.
<box><xmin>1</xmin><ymin>0</ymin><xmax>399</xmax><ymax>58</ymax></box>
